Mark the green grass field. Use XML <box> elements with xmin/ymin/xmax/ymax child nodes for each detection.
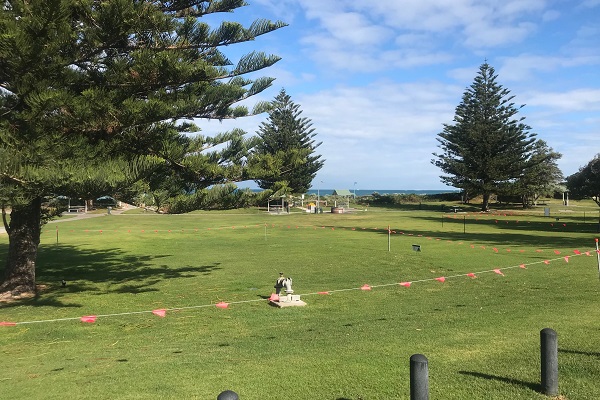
<box><xmin>1</xmin><ymin>201</ymin><xmax>600</xmax><ymax>399</ymax></box>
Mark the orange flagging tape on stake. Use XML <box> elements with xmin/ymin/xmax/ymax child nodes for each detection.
<box><xmin>152</xmin><ymin>309</ymin><xmax>166</xmax><ymax>317</ymax></box>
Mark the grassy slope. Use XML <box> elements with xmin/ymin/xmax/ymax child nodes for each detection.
<box><xmin>1</xmin><ymin>202</ymin><xmax>600</xmax><ymax>399</ymax></box>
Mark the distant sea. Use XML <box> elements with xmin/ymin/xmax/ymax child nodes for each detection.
<box><xmin>250</xmin><ymin>189</ymin><xmax>459</xmax><ymax>196</ymax></box>
<box><xmin>306</xmin><ymin>189</ymin><xmax>460</xmax><ymax>196</ymax></box>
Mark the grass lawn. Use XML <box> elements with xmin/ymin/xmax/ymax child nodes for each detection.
<box><xmin>1</xmin><ymin>201</ymin><xmax>600</xmax><ymax>399</ymax></box>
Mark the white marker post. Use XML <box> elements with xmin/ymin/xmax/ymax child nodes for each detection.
<box><xmin>596</xmin><ymin>238</ymin><xmax>600</xmax><ymax>279</ymax></box>
<box><xmin>388</xmin><ymin>225</ymin><xmax>391</xmax><ymax>252</ymax></box>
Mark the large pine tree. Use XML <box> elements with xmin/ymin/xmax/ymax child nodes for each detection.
<box><xmin>253</xmin><ymin>89</ymin><xmax>324</xmax><ymax>194</ymax></box>
<box><xmin>0</xmin><ymin>0</ymin><xmax>285</xmax><ymax>299</ymax></box>
<box><xmin>432</xmin><ymin>63</ymin><xmax>537</xmax><ymax>211</ymax></box>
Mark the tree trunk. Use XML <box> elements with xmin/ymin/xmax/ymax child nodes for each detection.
<box><xmin>482</xmin><ymin>193</ymin><xmax>490</xmax><ymax>211</ymax></box>
<box><xmin>0</xmin><ymin>197</ymin><xmax>42</xmax><ymax>298</ymax></box>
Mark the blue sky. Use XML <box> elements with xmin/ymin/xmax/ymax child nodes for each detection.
<box><xmin>197</xmin><ymin>0</ymin><xmax>600</xmax><ymax>191</ymax></box>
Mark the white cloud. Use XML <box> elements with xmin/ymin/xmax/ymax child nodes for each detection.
<box><xmin>525</xmin><ymin>88</ymin><xmax>600</xmax><ymax>111</ymax></box>
<box><xmin>542</xmin><ymin>9</ymin><xmax>561</xmax><ymax>21</ymax></box>
<box><xmin>292</xmin><ymin>0</ymin><xmax>551</xmax><ymax>74</ymax></box>
<box><xmin>498</xmin><ymin>54</ymin><xmax>600</xmax><ymax>81</ymax></box>
<box><xmin>319</xmin><ymin>12</ymin><xmax>393</xmax><ymax>46</ymax></box>
<box><xmin>256</xmin><ymin>65</ymin><xmax>316</xmax><ymax>88</ymax></box>
<box><xmin>298</xmin><ymin>81</ymin><xmax>458</xmax><ymax>139</ymax></box>
<box><xmin>250</xmin><ymin>0</ymin><xmax>301</xmax><ymax>21</ymax></box>
<box><xmin>380</xmin><ymin>49</ymin><xmax>455</xmax><ymax>68</ymax></box>
<box><xmin>463</xmin><ymin>21</ymin><xmax>537</xmax><ymax>48</ymax></box>
<box><xmin>446</xmin><ymin>64</ymin><xmax>494</xmax><ymax>85</ymax></box>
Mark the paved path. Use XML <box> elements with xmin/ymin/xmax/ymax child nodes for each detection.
<box><xmin>0</xmin><ymin>206</ymin><xmax>131</xmax><ymax>236</ymax></box>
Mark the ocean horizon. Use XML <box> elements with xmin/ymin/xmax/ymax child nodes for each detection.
<box><xmin>249</xmin><ymin>188</ymin><xmax>460</xmax><ymax>196</ymax></box>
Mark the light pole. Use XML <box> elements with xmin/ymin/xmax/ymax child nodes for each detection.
<box><xmin>353</xmin><ymin>182</ymin><xmax>357</xmax><ymax>199</ymax></box>
<box><xmin>317</xmin><ymin>180</ymin><xmax>323</xmax><ymax>214</ymax></box>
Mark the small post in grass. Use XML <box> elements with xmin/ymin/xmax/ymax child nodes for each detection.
<box><xmin>217</xmin><ymin>390</ymin><xmax>239</xmax><ymax>400</ymax></box>
<box><xmin>388</xmin><ymin>225</ymin><xmax>391</xmax><ymax>252</ymax></box>
<box><xmin>540</xmin><ymin>328</ymin><xmax>558</xmax><ymax>396</ymax></box>
<box><xmin>463</xmin><ymin>215</ymin><xmax>466</xmax><ymax>234</ymax></box>
<box><xmin>595</xmin><ymin>238</ymin><xmax>600</xmax><ymax>280</ymax></box>
<box><xmin>410</xmin><ymin>354</ymin><xmax>429</xmax><ymax>400</ymax></box>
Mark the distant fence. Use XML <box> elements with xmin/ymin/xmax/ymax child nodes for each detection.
<box><xmin>216</xmin><ymin>328</ymin><xmax>559</xmax><ymax>399</ymax></box>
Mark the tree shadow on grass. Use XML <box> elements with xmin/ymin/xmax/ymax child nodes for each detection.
<box><xmin>458</xmin><ymin>370</ymin><xmax>540</xmax><ymax>392</ymax></box>
<box><xmin>324</xmin><ymin>221</ymin><xmax>592</xmax><ymax>250</ymax></box>
<box><xmin>411</xmin><ymin>213</ymin><xmax>599</xmax><ymax>236</ymax></box>
<box><xmin>0</xmin><ymin>243</ymin><xmax>221</xmax><ymax>309</ymax></box>
<box><xmin>559</xmin><ymin>348</ymin><xmax>600</xmax><ymax>358</ymax></box>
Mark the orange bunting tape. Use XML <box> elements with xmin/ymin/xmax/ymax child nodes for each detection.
<box><xmin>152</xmin><ymin>309</ymin><xmax>166</xmax><ymax>318</ymax></box>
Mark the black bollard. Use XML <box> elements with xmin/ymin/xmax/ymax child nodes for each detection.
<box><xmin>217</xmin><ymin>390</ymin><xmax>239</xmax><ymax>400</ymax></box>
<box><xmin>410</xmin><ymin>354</ymin><xmax>429</xmax><ymax>400</ymax></box>
<box><xmin>540</xmin><ymin>328</ymin><xmax>558</xmax><ymax>396</ymax></box>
